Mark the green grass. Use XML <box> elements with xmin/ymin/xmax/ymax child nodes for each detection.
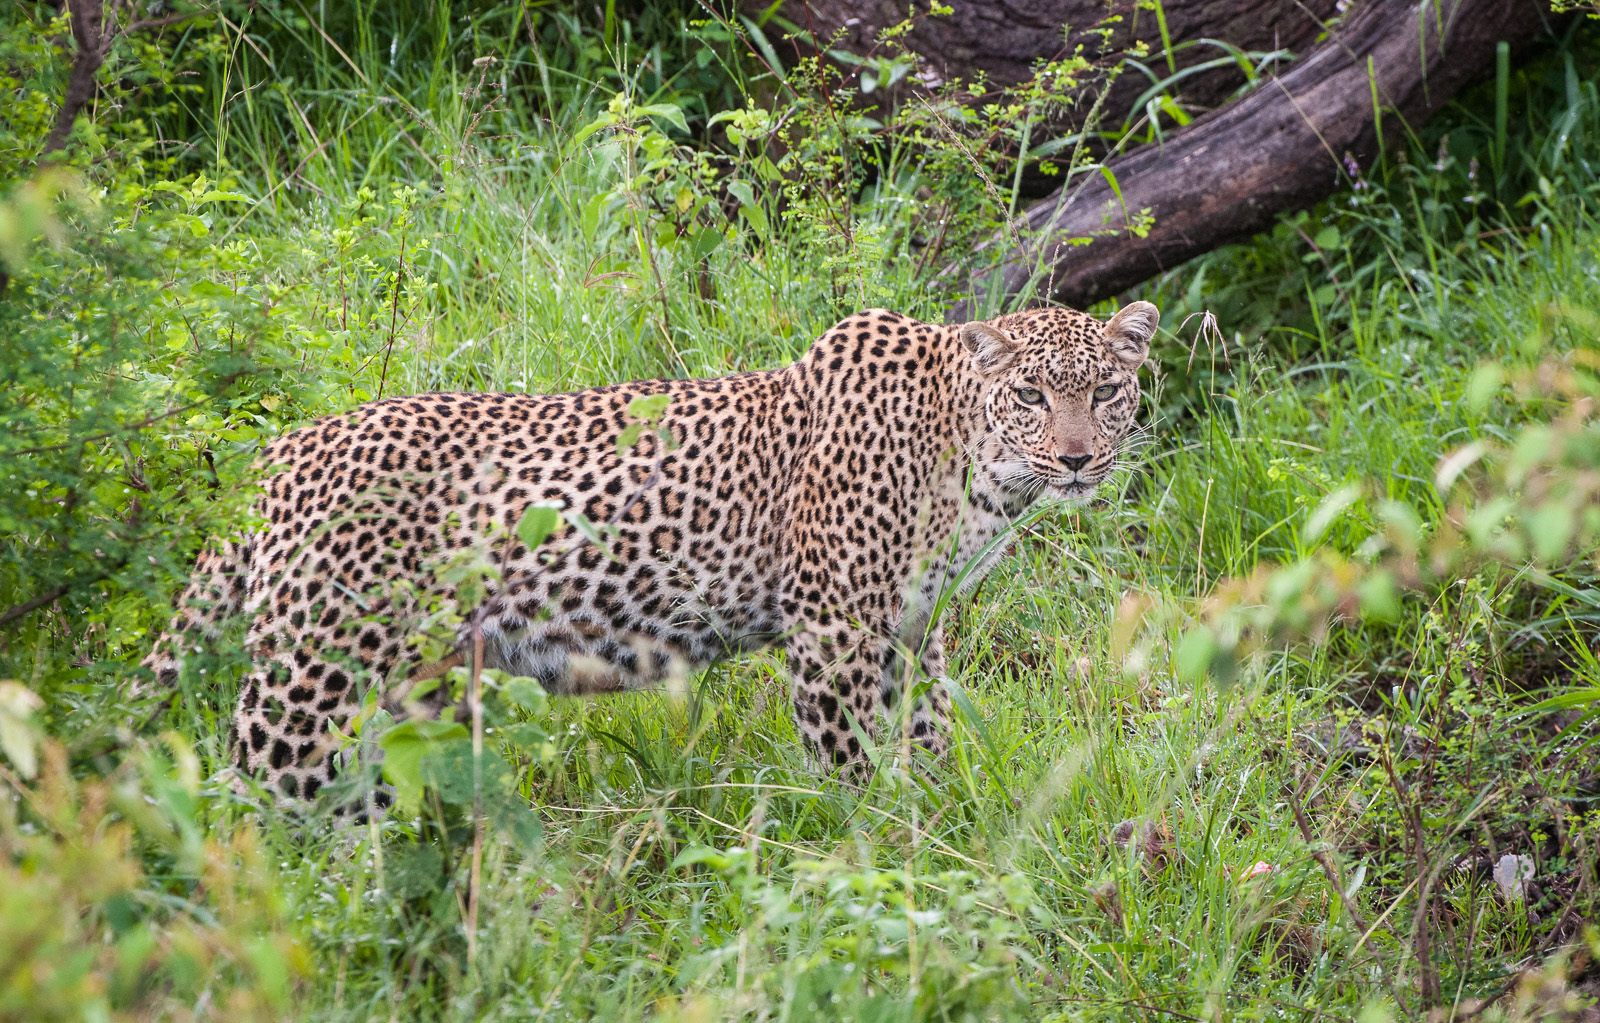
<box><xmin>5</xmin><ymin>4</ymin><xmax>1600</xmax><ymax>1021</ymax></box>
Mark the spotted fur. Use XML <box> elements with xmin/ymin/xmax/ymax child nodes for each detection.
<box><xmin>145</xmin><ymin>303</ymin><xmax>1158</xmax><ymax>799</ymax></box>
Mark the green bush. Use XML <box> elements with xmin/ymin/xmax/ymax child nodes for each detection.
<box><xmin>0</xmin><ymin>173</ymin><xmax>316</xmax><ymax>673</ymax></box>
<box><xmin>0</xmin><ymin>683</ymin><xmax>308</xmax><ymax>1021</ymax></box>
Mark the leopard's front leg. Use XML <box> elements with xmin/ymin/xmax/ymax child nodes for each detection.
<box><xmin>906</xmin><ymin>623</ymin><xmax>950</xmax><ymax>756</ymax></box>
<box><xmin>876</xmin><ymin>622</ymin><xmax>950</xmax><ymax>758</ymax></box>
<box><xmin>785</xmin><ymin>623</ymin><xmax>892</xmax><ymax>772</ymax></box>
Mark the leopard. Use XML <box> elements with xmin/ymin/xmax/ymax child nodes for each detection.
<box><xmin>144</xmin><ymin>301</ymin><xmax>1159</xmax><ymax>801</ymax></box>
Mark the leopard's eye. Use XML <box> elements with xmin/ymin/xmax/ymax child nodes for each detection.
<box><xmin>1092</xmin><ymin>384</ymin><xmax>1118</xmax><ymax>402</ymax></box>
<box><xmin>1015</xmin><ymin>387</ymin><xmax>1046</xmax><ymax>406</ymax></box>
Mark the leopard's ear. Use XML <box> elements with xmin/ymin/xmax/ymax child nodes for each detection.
<box><xmin>959</xmin><ymin>321</ymin><xmax>1019</xmax><ymax>375</ymax></box>
<box><xmin>1105</xmin><ymin>301</ymin><xmax>1159</xmax><ymax>366</ymax></box>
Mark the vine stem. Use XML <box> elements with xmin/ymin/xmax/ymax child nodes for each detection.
<box><xmin>376</xmin><ymin>224</ymin><xmax>407</xmax><ymax>399</ymax></box>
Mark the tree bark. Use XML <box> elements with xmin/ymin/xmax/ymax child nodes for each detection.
<box><xmin>949</xmin><ymin>0</ymin><xmax>1554</xmax><ymax>319</ymax></box>
<box><xmin>41</xmin><ymin>0</ymin><xmax>110</xmax><ymax>158</ymax></box>
<box><xmin>761</xmin><ymin>0</ymin><xmax>1341</xmax><ymax>131</ymax></box>
<box><xmin>38</xmin><ymin>0</ymin><xmax>194</xmax><ymax>160</ymax></box>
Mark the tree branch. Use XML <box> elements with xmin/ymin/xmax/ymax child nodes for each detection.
<box><xmin>0</xmin><ymin>583</ymin><xmax>75</xmax><ymax>629</ymax></box>
<box><xmin>41</xmin><ymin>0</ymin><xmax>111</xmax><ymax>158</ymax></box>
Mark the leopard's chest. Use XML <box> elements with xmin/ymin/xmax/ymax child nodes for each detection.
<box><xmin>896</xmin><ymin>464</ymin><xmax>1025</xmax><ymax>639</ymax></box>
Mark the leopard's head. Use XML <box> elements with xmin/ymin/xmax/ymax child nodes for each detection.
<box><xmin>961</xmin><ymin>301</ymin><xmax>1157</xmax><ymax>502</ymax></box>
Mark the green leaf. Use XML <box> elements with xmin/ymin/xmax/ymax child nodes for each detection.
<box><xmin>1527</xmin><ymin>688</ymin><xmax>1600</xmax><ymax>713</ymax></box>
<box><xmin>688</xmin><ymin>225</ymin><xmax>724</xmax><ymax>262</ymax></box>
<box><xmin>1303</xmin><ymin>483</ymin><xmax>1361</xmax><ymax>545</ymax></box>
<box><xmin>504</xmin><ymin>676</ymin><xmax>549</xmax><ymax>714</ymax></box>
<box><xmin>725</xmin><ymin>180</ymin><xmax>769</xmax><ymax>234</ymax></box>
<box><xmin>1529</xmin><ymin>501</ymin><xmax>1576</xmax><ymax>563</ymax></box>
<box><xmin>419</xmin><ymin>741</ymin><xmax>497</xmax><ymax>803</ymax></box>
<box><xmin>615</xmin><ymin>421</ymin><xmax>644</xmax><ymax>455</ymax></box>
<box><xmin>173</xmin><ymin>213</ymin><xmax>209</xmax><ymax>237</ymax></box>
<box><xmin>563</xmin><ymin>509</ymin><xmax>622</xmax><ymax>560</ymax></box>
<box><xmin>739</xmin><ymin>202</ymin><xmax>768</xmax><ymax>234</ymax></box>
<box><xmin>627</xmin><ymin>393</ymin><xmax>671</xmax><ymax>422</ymax></box>
<box><xmin>500</xmin><ymin>722</ymin><xmax>555</xmax><ymax>756</ymax></box>
<box><xmin>385</xmin><ymin>843</ymin><xmax>446</xmax><ymax>899</ymax></box>
<box><xmin>379</xmin><ymin>719</ymin><xmax>469</xmax><ymax>812</ymax></box>
<box><xmin>1099</xmin><ymin>166</ymin><xmax>1126</xmax><ymax>207</ymax></box>
<box><xmin>1174</xmin><ymin>627</ymin><xmax>1218</xmax><ymax>682</ymax></box>
<box><xmin>1357</xmin><ymin>571</ymin><xmax>1402</xmax><ymax>624</ymax></box>
<box><xmin>1466</xmin><ymin>363</ymin><xmax>1505</xmax><ymax>412</ymax></box>
<box><xmin>1313</xmin><ymin>225</ymin><xmax>1341</xmax><ymax>250</ymax></box>
<box><xmin>486</xmin><ymin>787</ymin><xmax>544</xmax><ymax>849</ymax></box>
<box><xmin>671</xmin><ymin>845</ymin><xmax>731</xmax><ymax>871</ymax></box>
<box><xmin>1376</xmin><ymin>499</ymin><xmax>1424</xmax><ymax>551</ymax></box>
<box><xmin>636</xmin><ymin>102</ymin><xmax>689</xmax><ymax>135</ymax></box>
<box><xmin>516</xmin><ymin>502</ymin><xmax>562</xmax><ymax>552</ymax></box>
<box><xmin>571</xmin><ymin>113</ymin><xmax>616</xmax><ymax>146</ymax></box>
<box><xmin>737</xmin><ymin>13</ymin><xmax>786</xmax><ymax>82</ymax></box>
<box><xmin>247</xmin><ymin>937</ymin><xmax>292</xmax><ymax>1010</ymax></box>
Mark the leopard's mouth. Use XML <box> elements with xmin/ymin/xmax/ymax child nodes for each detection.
<box><xmin>1005</xmin><ymin>468</ymin><xmax>1101</xmax><ymax>503</ymax></box>
<box><xmin>990</xmin><ymin>457</ymin><xmax>1102</xmax><ymax>503</ymax></box>
<box><xmin>1022</xmin><ymin>459</ymin><xmax>1104</xmax><ymax>499</ymax></box>
<box><xmin>1047</xmin><ymin>477</ymin><xmax>1100</xmax><ymax>500</ymax></box>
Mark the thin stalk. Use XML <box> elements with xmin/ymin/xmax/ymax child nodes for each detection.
<box><xmin>466</xmin><ymin>626</ymin><xmax>485</xmax><ymax>966</ymax></box>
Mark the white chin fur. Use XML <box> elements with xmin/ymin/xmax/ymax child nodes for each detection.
<box><xmin>1049</xmin><ymin>480</ymin><xmax>1099</xmax><ymax>502</ymax></box>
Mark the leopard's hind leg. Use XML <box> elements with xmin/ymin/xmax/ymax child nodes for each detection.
<box><xmin>231</xmin><ymin>587</ymin><xmax>423</xmax><ymax>803</ymax></box>
<box><xmin>139</xmin><ymin>539</ymin><xmax>250</xmax><ymax>693</ymax></box>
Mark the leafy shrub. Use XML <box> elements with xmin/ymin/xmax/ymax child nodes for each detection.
<box><xmin>0</xmin><ymin>173</ymin><xmax>318</xmax><ymax>673</ymax></box>
<box><xmin>0</xmin><ymin>682</ymin><xmax>307</xmax><ymax>1021</ymax></box>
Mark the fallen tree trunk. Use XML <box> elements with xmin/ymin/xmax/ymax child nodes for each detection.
<box><xmin>762</xmin><ymin>0</ymin><xmax>1339</xmax><ymax>129</ymax></box>
<box><xmin>949</xmin><ymin>0</ymin><xmax>1554</xmax><ymax>318</ymax></box>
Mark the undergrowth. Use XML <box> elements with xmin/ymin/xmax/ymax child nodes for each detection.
<box><xmin>3</xmin><ymin>2</ymin><xmax>1600</xmax><ymax>1020</ymax></box>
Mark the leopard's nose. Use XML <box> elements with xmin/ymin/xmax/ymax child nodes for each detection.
<box><xmin>1057</xmin><ymin>453</ymin><xmax>1091</xmax><ymax>472</ymax></box>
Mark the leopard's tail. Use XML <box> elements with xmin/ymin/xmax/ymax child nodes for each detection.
<box><xmin>137</xmin><ymin>539</ymin><xmax>251</xmax><ymax>694</ymax></box>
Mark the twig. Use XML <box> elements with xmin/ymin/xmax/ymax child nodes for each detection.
<box><xmin>42</xmin><ymin>0</ymin><xmax>110</xmax><ymax>157</ymax></box>
<box><xmin>1288</xmin><ymin>771</ymin><xmax>1373</xmax><ymax>934</ymax></box>
<box><xmin>7</xmin><ymin>397</ymin><xmax>217</xmax><ymax>457</ymax></box>
<box><xmin>1379</xmin><ymin>745</ymin><xmax>1442</xmax><ymax>1008</ymax></box>
<box><xmin>376</xmin><ymin>227</ymin><xmax>407</xmax><ymax>399</ymax></box>
<box><xmin>41</xmin><ymin>1</ymin><xmax>197</xmax><ymax>158</ymax></box>
<box><xmin>607</xmin><ymin>440</ymin><xmax>670</xmax><ymax>527</ymax></box>
<box><xmin>0</xmin><ymin>584</ymin><xmax>73</xmax><ymax>629</ymax></box>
